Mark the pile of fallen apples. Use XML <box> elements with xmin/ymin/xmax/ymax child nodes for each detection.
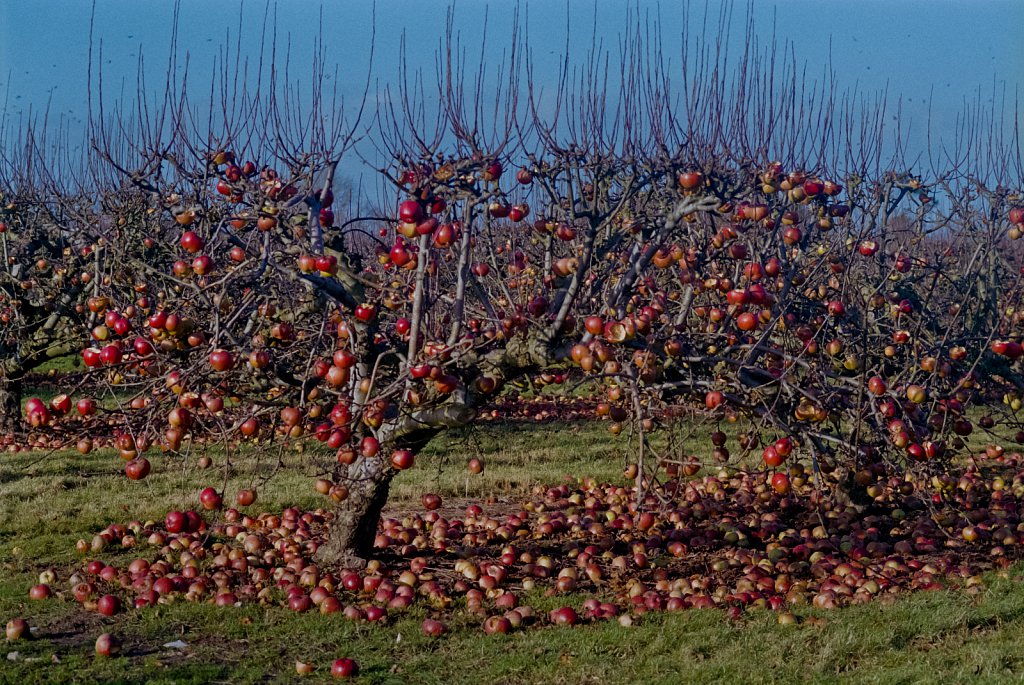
<box><xmin>478</xmin><ymin>392</ymin><xmax>693</xmax><ymax>424</ymax></box>
<box><xmin>479</xmin><ymin>394</ymin><xmax>599</xmax><ymax>423</ymax></box>
<box><xmin>22</xmin><ymin>450</ymin><xmax>1024</xmax><ymax>637</ymax></box>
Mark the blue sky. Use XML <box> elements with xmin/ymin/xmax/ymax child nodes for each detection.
<box><xmin>2</xmin><ymin>0</ymin><xmax>1022</xmax><ymax>181</ymax></box>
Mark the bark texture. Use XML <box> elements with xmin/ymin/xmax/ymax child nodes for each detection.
<box><xmin>0</xmin><ymin>374</ymin><xmax>22</xmax><ymax>433</ymax></box>
<box><xmin>315</xmin><ymin>467</ymin><xmax>395</xmax><ymax>568</ymax></box>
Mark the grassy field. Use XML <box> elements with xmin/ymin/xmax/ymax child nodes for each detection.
<box><xmin>3</xmin><ymin>421</ymin><xmax>1024</xmax><ymax>684</ymax></box>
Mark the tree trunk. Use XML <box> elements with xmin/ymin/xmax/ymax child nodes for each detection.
<box><xmin>315</xmin><ymin>465</ymin><xmax>396</xmax><ymax>569</ymax></box>
<box><xmin>0</xmin><ymin>374</ymin><xmax>22</xmax><ymax>434</ymax></box>
<box><xmin>315</xmin><ymin>426</ymin><xmax>448</xmax><ymax>568</ymax></box>
<box><xmin>312</xmin><ymin>344</ymin><xmax>541</xmax><ymax>566</ymax></box>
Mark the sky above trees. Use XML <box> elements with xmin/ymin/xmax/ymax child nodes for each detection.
<box><xmin>2</xmin><ymin>0</ymin><xmax>1021</xmax><ymax>194</ymax></box>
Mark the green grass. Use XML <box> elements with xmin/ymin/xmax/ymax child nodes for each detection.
<box><xmin>0</xmin><ymin>422</ymin><xmax>627</xmax><ymax>551</ymax></box>
<box><xmin>3</xmin><ymin>422</ymin><xmax>1024</xmax><ymax>684</ymax></box>
<box><xmin>34</xmin><ymin>355</ymin><xmax>82</xmax><ymax>376</ymax></box>
<box><xmin>6</xmin><ymin>582</ymin><xmax>1024</xmax><ymax>685</ymax></box>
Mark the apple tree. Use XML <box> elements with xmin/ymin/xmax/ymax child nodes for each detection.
<box><xmin>13</xmin><ymin>15</ymin><xmax>1024</xmax><ymax>567</ymax></box>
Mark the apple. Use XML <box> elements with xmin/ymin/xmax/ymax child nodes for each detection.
<box><xmin>236</xmin><ymin>489</ymin><xmax>257</xmax><ymax>507</ymax></box>
<box><xmin>125</xmin><ymin>458</ymin><xmax>151</xmax><ymax>481</ymax></box>
<box><xmin>192</xmin><ymin>254</ymin><xmax>213</xmax><ymax>275</ymax></box>
<box><xmin>168</xmin><ymin>407</ymin><xmax>193</xmax><ymax>429</ymax></box>
<box><xmin>280</xmin><ymin>407</ymin><xmax>302</xmax><ymax>427</ymax></box>
<box><xmin>483</xmin><ymin>161</ymin><xmax>503</xmax><ymax>181</ymax></box>
<box><xmin>391</xmin><ymin>449</ymin><xmax>415</xmax><ymax>470</ymax></box>
<box><xmin>906</xmin><ymin>385</ymin><xmax>927</xmax><ymax>404</ymax></box>
<box><xmin>331</xmin><ymin>658</ymin><xmax>359</xmax><ymax>679</ymax></box>
<box><xmin>95</xmin><ymin>633</ymin><xmax>121</xmax><ymax>657</ymax></box>
<box><xmin>315</xmin><ymin>254</ymin><xmax>338</xmax><ymax>275</ymax></box>
<box><xmin>770</xmin><ymin>472</ymin><xmax>791</xmax><ymax>494</ymax></box>
<box><xmin>421</xmin><ymin>618</ymin><xmax>447</xmax><ymax>637</ymax></box>
<box><xmin>82</xmin><ymin>347</ymin><xmax>102</xmax><ymax>367</ymax></box>
<box><xmin>96</xmin><ymin>594</ymin><xmax>121</xmax><ymax>616</ymax></box>
<box><xmin>433</xmin><ymin>223</ymin><xmax>455</xmax><ymax>247</ymax></box>
<box><xmin>209</xmin><ymin>349</ymin><xmax>234</xmax><ymax>372</ymax></box>
<box><xmin>549</xmin><ymin>606</ymin><xmax>579</xmax><ymax>626</ymax></box>
<box><xmin>736</xmin><ymin>312</ymin><xmax>757</xmax><ymax>331</ymax></box>
<box><xmin>133</xmin><ymin>337</ymin><xmax>155</xmax><ymax>357</ymax></box>
<box><xmin>180</xmin><ymin>231</ymin><xmax>204</xmax><ymax>253</ymax></box>
<box><xmin>100</xmin><ymin>344</ymin><xmax>123</xmax><ymax>366</ymax></box>
<box><xmin>288</xmin><ymin>594</ymin><xmax>313</xmax><ymax>612</ymax></box>
<box><xmin>399</xmin><ymin>200</ymin><xmax>424</xmax><ymax>224</ymax></box>
<box><xmin>354</xmin><ymin>304</ymin><xmax>376</xmax><ymax>322</ymax></box>
<box><xmin>359</xmin><ymin>436</ymin><xmax>380</xmax><ymax>458</ymax></box>
<box><xmin>678</xmin><ymin>171</ymin><xmax>703</xmax><ymax>189</ymax></box>
<box><xmin>199</xmin><ymin>487</ymin><xmax>223</xmax><ymax>510</ymax></box>
<box><xmin>112</xmin><ymin>317</ymin><xmax>131</xmax><ymax>336</ymax></box>
<box><xmin>27</xmin><ymin>407</ymin><xmax>50</xmax><ymax>428</ymax></box>
<box><xmin>858</xmin><ymin>240</ymin><xmax>879</xmax><ymax>256</ymax></box>
<box><xmin>5</xmin><ymin>618</ymin><xmax>28</xmax><ymax>641</ymax></box>
<box><xmin>803</xmin><ymin>179</ymin><xmax>824</xmax><ymax>196</ymax></box>
<box><xmin>28</xmin><ymin>584</ymin><xmax>51</xmax><ymax>600</ymax></box>
<box><xmin>165</xmin><ymin>511</ymin><xmax>186</xmax><ymax>533</ymax></box>
<box><xmin>249</xmin><ymin>349</ymin><xmax>271</xmax><ymax>369</ymax></box>
<box><xmin>827</xmin><ymin>300</ymin><xmax>846</xmax><ymax>318</ymax></box>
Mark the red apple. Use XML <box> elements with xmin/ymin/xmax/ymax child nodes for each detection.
<box><xmin>100</xmin><ymin>344</ymin><xmax>123</xmax><ymax>366</ymax></box>
<box><xmin>549</xmin><ymin>606</ymin><xmax>579</xmax><ymax>626</ymax></box>
<box><xmin>360</xmin><ymin>436</ymin><xmax>380</xmax><ymax>458</ymax></box>
<box><xmin>315</xmin><ymin>254</ymin><xmax>338</xmax><ymax>275</ymax></box>
<box><xmin>29</xmin><ymin>584</ymin><xmax>51</xmax><ymax>600</ymax></box>
<box><xmin>354</xmin><ymin>304</ymin><xmax>376</xmax><ymax>322</ymax></box>
<box><xmin>125</xmin><ymin>458</ymin><xmax>151</xmax><ymax>481</ymax></box>
<box><xmin>165</xmin><ymin>511</ymin><xmax>186</xmax><ymax>533</ymax></box>
<box><xmin>180</xmin><ymin>231</ymin><xmax>204</xmax><ymax>253</ymax></box>
<box><xmin>483</xmin><ymin>161</ymin><xmax>503</xmax><ymax>181</ymax></box>
<box><xmin>209</xmin><ymin>349</ymin><xmax>234</xmax><ymax>372</ymax></box>
<box><xmin>398</xmin><ymin>200</ymin><xmax>424</xmax><ymax>224</ymax></box>
<box><xmin>391</xmin><ymin>449</ymin><xmax>415</xmax><ymax>470</ymax></box>
<box><xmin>50</xmin><ymin>394</ymin><xmax>72</xmax><ymax>415</ymax></box>
<box><xmin>770</xmin><ymin>472</ymin><xmax>791</xmax><ymax>494</ymax></box>
<box><xmin>6</xmin><ymin>618</ymin><xmax>29</xmax><ymax>641</ymax></box>
<box><xmin>421</xmin><ymin>618</ymin><xmax>447</xmax><ymax>637</ymax></box>
<box><xmin>192</xmin><ymin>254</ymin><xmax>213</xmax><ymax>275</ymax></box>
<box><xmin>95</xmin><ymin>633</ymin><xmax>121</xmax><ymax>657</ymax></box>
<box><xmin>199</xmin><ymin>487</ymin><xmax>223</xmax><ymax>510</ymax></box>
<box><xmin>678</xmin><ymin>171</ymin><xmax>703</xmax><ymax>189</ymax></box>
<box><xmin>236</xmin><ymin>489</ymin><xmax>257</xmax><ymax>507</ymax></box>
<box><xmin>82</xmin><ymin>347</ymin><xmax>102</xmax><ymax>367</ymax></box>
<box><xmin>331</xmin><ymin>658</ymin><xmax>359</xmax><ymax>679</ymax></box>
<box><xmin>96</xmin><ymin>594</ymin><xmax>121</xmax><ymax>616</ymax></box>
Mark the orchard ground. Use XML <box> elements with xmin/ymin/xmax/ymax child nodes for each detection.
<box><xmin>3</xmin><ymin>419</ymin><xmax>1024</xmax><ymax>684</ymax></box>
